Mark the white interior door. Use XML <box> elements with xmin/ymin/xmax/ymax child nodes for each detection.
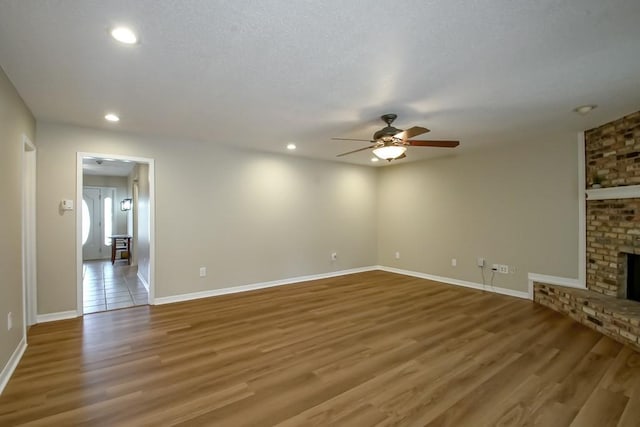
<box><xmin>82</xmin><ymin>188</ymin><xmax>103</xmax><ymax>260</ymax></box>
<box><xmin>82</xmin><ymin>187</ymin><xmax>115</xmax><ymax>260</ymax></box>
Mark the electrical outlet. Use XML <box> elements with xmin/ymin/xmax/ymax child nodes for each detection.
<box><xmin>7</xmin><ymin>312</ymin><xmax>12</xmax><ymax>331</ymax></box>
<box><xmin>491</xmin><ymin>264</ymin><xmax>509</xmax><ymax>274</ymax></box>
<box><xmin>331</xmin><ymin>252</ymin><xmax>337</xmax><ymax>261</ymax></box>
<box><xmin>395</xmin><ymin>251</ymin><xmax>400</xmax><ymax>260</ymax></box>
<box><xmin>451</xmin><ymin>258</ymin><xmax>457</xmax><ymax>267</ymax></box>
<box><xmin>199</xmin><ymin>267</ymin><xmax>207</xmax><ymax>277</ymax></box>
<box><xmin>509</xmin><ymin>266</ymin><xmax>517</xmax><ymax>274</ymax></box>
<box><xmin>477</xmin><ymin>257</ymin><xmax>485</xmax><ymax>268</ymax></box>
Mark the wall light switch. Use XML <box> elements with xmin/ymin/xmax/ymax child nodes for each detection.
<box><xmin>61</xmin><ymin>199</ymin><xmax>74</xmax><ymax>211</ymax></box>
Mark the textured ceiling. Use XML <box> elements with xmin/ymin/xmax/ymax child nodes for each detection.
<box><xmin>1</xmin><ymin>0</ymin><xmax>639</xmax><ymax>166</ymax></box>
<box><xmin>83</xmin><ymin>158</ymin><xmax>135</xmax><ymax>177</ymax></box>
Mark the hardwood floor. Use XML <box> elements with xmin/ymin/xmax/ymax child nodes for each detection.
<box><xmin>1</xmin><ymin>271</ymin><xmax>639</xmax><ymax>426</ymax></box>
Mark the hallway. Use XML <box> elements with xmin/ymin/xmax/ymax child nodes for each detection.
<box><xmin>83</xmin><ymin>260</ymin><xmax>148</xmax><ymax>313</ymax></box>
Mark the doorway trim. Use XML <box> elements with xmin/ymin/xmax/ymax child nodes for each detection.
<box><xmin>76</xmin><ymin>152</ymin><xmax>156</xmax><ymax>315</ymax></box>
<box><xmin>22</xmin><ymin>135</ymin><xmax>37</xmax><ymax>328</ymax></box>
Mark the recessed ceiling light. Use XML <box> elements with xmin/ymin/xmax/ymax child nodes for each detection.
<box><xmin>573</xmin><ymin>104</ymin><xmax>597</xmax><ymax>115</ymax></box>
<box><xmin>370</xmin><ymin>157</ymin><xmax>379</xmax><ymax>162</ymax></box>
<box><xmin>105</xmin><ymin>113</ymin><xmax>120</xmax><ymax>122</ymax></box>
<box><xmin>286</xmin><ymin>143</ymin><xmax>296</xmax><ymax>150</ymax></box>
<box><xmin>110</xmin><ymin>26</ymin><xmax>138</xmax><ymax>44</ymax></box>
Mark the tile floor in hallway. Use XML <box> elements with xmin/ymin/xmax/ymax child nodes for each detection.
<box><xmin>83</xmin><ymin>260</ymin><xmax>148</xmax><ymax>313</ymax></box>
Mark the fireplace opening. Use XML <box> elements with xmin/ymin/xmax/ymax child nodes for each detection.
<box><xmin>626</xmin><ymin>254</ymin><xmax>640</xmax><ymax>302</ymax></box>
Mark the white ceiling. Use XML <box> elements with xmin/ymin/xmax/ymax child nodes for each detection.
<box><xmin>1</xmin><ymin>1</ymin><xmax>639</xmax><ymax>166</ymax></box>
<box><xmin>83</xmin><ymin>158</ymin><xmax>135</xmax><ymax>177</ymax></box>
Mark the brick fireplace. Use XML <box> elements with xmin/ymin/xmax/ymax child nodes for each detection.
<box><xmin>627</xmin><ymin>253</ymin><xmax>640</xmax><ymax>302</ymax></box>
<box><xmin>586</xmin><ymin>111</ymin><xmax>640</xmax><ymax>298</ymax></box>
<box><xmin>586</xmin><ymin>198</ymin><xmax>640</xmax><ymax>298</ymax></box>
<box><xmin>534</xmin><ymin>110</ymin><xmax>640</xmax><ymax>351</ymax></box>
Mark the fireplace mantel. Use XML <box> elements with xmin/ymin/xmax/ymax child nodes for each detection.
<box><xmin>586</xmin><ymin>184</ymin><xmax>640</xmax><ymax>200</ymax></box>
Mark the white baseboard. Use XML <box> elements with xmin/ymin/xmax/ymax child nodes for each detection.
<box><xmin>377</xmin><ymin>265</ymin><xmax>531</xmax><ymax>300</ymax></box>
<box><xmin>0</xmin><ymin>337</ymin><xmax>26</xmax><ymax>395</ymax></box>
<box><xmin>154</xmin><ymin>266</ymin><xmax>378</xmax><ymax>305</ymax></box>
<box><xmin>36</xmin><ymin>310</ymin><xmax>79</xmax><ymax>323</ymax></box>
<box><xmin>154</xmin><ymin>264</ymin><xmax>535</xmax><ymax>306</ymax></box>
<box><xmin>137</xmin><ymin>271</ymin><xmax>150</xmax><ymax>292</ymax></box>
<box><xmin>527</xmin><ymin>272</ymin><xmax>583</xmax><ymax>300</ymax></box>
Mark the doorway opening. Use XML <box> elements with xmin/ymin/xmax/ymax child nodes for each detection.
<box><xmin>76</xmin><ymin>153</ymin><xmax>155</xmax><ymax>315</ymax></box>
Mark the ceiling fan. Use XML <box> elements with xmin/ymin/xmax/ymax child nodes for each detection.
<box><xmin>332</xmin><ymin>113</ymin><xmax>459</xmax><ymax>161</ymax></box>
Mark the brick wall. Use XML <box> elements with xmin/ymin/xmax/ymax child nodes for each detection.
<box><xmin>586</xmin><ymin>111</ymin><xmax>640</xmax><ymax>295</ymax></box>
<box><xmin>586</xmin><ymin>110</ymin><xmax>640</xmax><ymax>187</ymax></box>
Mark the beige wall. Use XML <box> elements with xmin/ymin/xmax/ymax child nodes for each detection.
<box><xmin>377</xmin><ymin>134</ymin><xmax>579</xmax><ymax>292</ymax></box>
<box><xmin>35</xmin><ymin>122</ymin><xmax>378</xmax><ymax>314</ymax></box>
<box><xmin>127</xmin><ymin>168</ymin><xmax>136</xmax><ymax>263</ymax></box>
<box><xmin>35</xmin><ymin>123</ymin><xmax>580</xmax><ymax>312</ymax></box>
<box><xmin>134</xmin><ymin>164</ymin><xmax>150</xmax><ymax>284</ymax></box>
<box><xmin>0</xmin><ymin>67</ymin><xmax>35</xmax><ymax>372</ymax></box>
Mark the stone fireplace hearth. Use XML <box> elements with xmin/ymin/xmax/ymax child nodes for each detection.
<box><xmin>534</xmin><ymin>283</ymin><xmax>640</xmax><ymax>350</ymax></box>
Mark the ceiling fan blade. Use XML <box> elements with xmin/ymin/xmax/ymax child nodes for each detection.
<box><xmin>395</xmin><ymin>126</ymin><xmax>430</xmax><ymax>140</ymax></box>
<box><xmin>407</xmin><ymin>140</ymin><xmax>460</xmax><ymax>148</ymax></box>
<box><xmin>331</xmin><ymin>137</ymin><xmax>374</xmax><ymax>142</ymax></box>
<box><xmin>336</xmin><ymin>145</ymin><xmax>376</xmax><ymax>157</ymax></box>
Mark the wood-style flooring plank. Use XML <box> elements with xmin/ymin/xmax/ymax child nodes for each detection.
<box><xmin>0</xmin><ymin>270</ymin><xmax>638</xmax><ymax>426</ymax></box>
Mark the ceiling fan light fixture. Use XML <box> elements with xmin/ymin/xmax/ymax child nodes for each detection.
<box><xmin>373</xmin><ymin>145</ymin><xmax>406</xmax><ymax>160</ymax></box>
<box><xmin>573</xmin><ymin>104</ymin><xmax>597</xmax><ymax>115</ymax></box>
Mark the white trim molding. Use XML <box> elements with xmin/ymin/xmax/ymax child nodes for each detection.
<box><xmin>154</xmin><ymin>266</ymin><xmax>378</xmax><ymax>305</ymax></box>
<box><xmin>137</xmin><ymin>271</ymin><xmax>150</xmax><ymax>292</ymax></box>
<box><xmin>0</xmin><ymin>337</ymin><xmax>27</xmax><ymax>395</ymax></box>
<box><xmin>586</xmin><ymin>184</ymin><xmax>640</xmax><ymax>200</ymax></box>
<box><xmin>36</xmin><ymin>310</ymin><xmax>79</xmax><ymax>323</ymax></box>
<box><xmin>578</xmin><ymin>132</ymin><xmax>586</xmax><ymax>287</ymax></box>
<box><xmin>22</xmin><ymin>134</ymin><xmax>37</xmax><ymax>328</ymax></box>
<box><xmin>377</xmin><ymin>266</ymin><xmax>531</xmax><ymax>300</ymax></box>
<box><xmin>76</xmin><ymin>152</ymin><xmax>157</xmax><ymax>313</ymax></box>
<box><xmin>527</xmin><ymin>273</ymin><xmax>583</xmax><ymax>300</ymax></box>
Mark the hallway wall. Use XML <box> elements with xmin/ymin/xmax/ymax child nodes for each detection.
<box><xmin>35</xmin><ymin>121</ymin><xmax>378</xmax><ymax>314</ymax></box>
<box><xmin>0</xmin><ymin>66</ymin><xmax>35</xmax><ymax>380</ymax></box>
